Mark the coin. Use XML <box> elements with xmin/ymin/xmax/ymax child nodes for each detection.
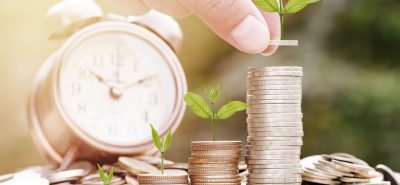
<box><xmin>246</xmin><ymin>159</ymin><xmax>300</xmax><ymax>165</ymax></box>
<box><xmin>247</xmin><ymin>103</ymin><xmax>301</xmax><ymax>109</ymax></box>
<box><xmin>247</xmin><ymin>80</ymin><xmax>302</xmax><ymax>86</ymax></box>
<box><xmin>247</xmin><ymin>140</ymin><xmax>303</xmax><ymax>147</ymax></box>
<box><xmin>247</xmin><ymin>117</ymin><xmax>302</xmax><ymax>123</ymax></box>
<box><xmin>191</xmin><ymin>145</ymin><xmax>242</xmax><ymax>151</ymax></box>
<box><xmin>247</xmin><ymin>99</ymin><xmax>302</xmax><ymax>104</ymax></box>
<box><xmin>248</xmin><ymin>66</ymin><xmax>303</xmax><ymax>72</ymax></box>
<box><xmin>248</xmin><ymin>85</ymin><xmax>302</xmax><ymax>90</ymax></box>
<box><xmin>248</xmin><ymin>168</ymin><xmax>303</xmax><ymax>174</ymax></box>
<box><xmin>247</xmin><ymin>122</ymin><xmax>302</xmax><ymax>127</ymax></box>
<box><xmin>247</xmin><ymin>177</ymin><xmax>302</xmax><ymax>183</ymax></box>
<box><xmin>248</xmin><ymin>71</ymin><xmax>303</xmax><ymax>77</ymax></box>
<box><xmin>247</xmin><ymin>108</ymin><xmax>301</xmax><ymax>113</ymax></box>
<box><xmin>118</xmin><ymin>157</ymin><xmax>159</xmax><ymax>175</ymax></box>
<box><xmin>189</xmin><ymin>158</ymin><xmax>239</xmax><ymax>164</ymax></box>
<box><xmin>191</xmin><ymin>141</ymin><xmax>241</xmax><ymax>146</ymax></box>
<box><xmin>247</xmin><ymin>94</ymin><xmax>302</xmax><ymax>100</ymax></box>
<box><xmin>246</xmin><ymin>150</ymin><xmax>301</xmax><ymax>155</ymax></box>
<box><xmin>190</xmin><ymin>177</ymin><xmax>241</xmax><ymax>183</ymax></box>
<box><xmin>248</xmin><ymin>173</ymin><xmax>302</xmax><ymax>179</ymax></box>
<box><xmin>246</xmin><ymin>145</ymin><xmax>302</xmax><ymax>150</ymax></box>
<box><xmin>246</xmin><ymin>113</ymin><xmax>303</xmax><ymax>118</ymax></box>
<box><xmin>248</xmin><ymin>131</ymin><xmax>304</xmax><ymax>137</ymax></box>
<box><xmin>48</xmin><ymin>169</ymin><xmax>85</xmax><ymax>184</ymax></box>
<box><xmin>302</xmin><ymin>176</ymin><xmax>340</xmax><ymax>185</ymax></box>
<box><xmin>247</xmin><ymin>136</ymin><xmax>302</xmax><ymax>141</ymax></box>
<box><xmin>247</xmin><ymin>127</ymin><xmax>303</xmax><ymax>132</ymax></box>
<box><xmin>191</xmin><ymin>153</ymin><xmax>241</xmax><ymax>159</ymax></box>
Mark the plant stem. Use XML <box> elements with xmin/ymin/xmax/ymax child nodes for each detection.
<box><xmin>278</xmin><ymin>0</ymin><xmax>285</xmax><ymax>39</ymax></box>
<box><xmin>211</xmin><ymin>102</ymin><xmax>216</xmax><ymax>141</ymax></box>
<box><xmin>161</xmin><ymin>152</ymin><xmax>164</xmax><ymax>174</ymax></box>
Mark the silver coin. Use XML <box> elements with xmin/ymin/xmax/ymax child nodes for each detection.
<box><xmin>247</xmin><ymin>108</ymin><xmax>301</xmax><ymax>114</ymax></box>
<box><xmin>247</xmin><ymin>163</ymin><xmax>302</xmax><ymax>169</ymax></box>
<box><xmin>248</xmin><ymin>71</ymin><xmax>303</xmax><ymax>77</ymax></box>
<box><xmin>246</xmin><ymin>159</ymin><xmax>300</xmax><ymax>165</ymax></box>
<box><xmin>246</xmin><ymin>113</ymin><xmax>303</xmax><ymax>118</ymax></box>
<box><xmin>247</xmin><ymin>94</ymin><xmax>302</xmax><ymax>100</ymax></box>
<box><xmin>245</xmin><ymin>155</ymin><xmax>300</xmax><ymax>160</ymax></box>
<box><xmin>247</xmin><ymin>117</ymin><xmax>302</xmax><ymax>123</ymax></box>
<box><xmin>246</xmin><ymin>140</ymin><xmax>303</xmax><ymax>146</ymax></box>
<box><xmin>248</xmin><ymin>127</ymin><xmax>303</xmax><ymax>132</ymax></box>
<box><xmin>247</xmin><ymin>99</ymin><xmax>301</xmax><ymax>104</ymax></box>
<box><xmin>247</xmin><ymin>173</ymin><xmax>302</xmax><ymax>179</ymax></box>
<box><xmin>246</xmin><ymin>150</ymin><xmax>301</xmax><ymax>155</ymax></box>
<box><xmin>246</xmin><ymin>145</ymin><xmax>302</xmax><ymax>150</ymax></box>
<box><xmin>247</xmin><ymin>104</ymin><xmax>301</xmax><ymax>109</ymax></box>
<box><xmin>247</xmin><ymin>177</ymin><xmax>302</xmax><ymax>183</ymax></box>
<box><xmin>247</xmin><ymin>80</ymin><xmax>302</xmax><ymax>86</ymax></box>
<box><xmin>248</xmin><ymin>66</ymin><xmax>303</xmax><ymax>72</ymax></box>
<box><xmin>248</xmin><ymin>168</ymin><xmax>303</xmax><ymax>174</ymax></box>
<box><xmin>248</xmin><ymin>85</ymin><xmax>302</xmax><ymax>90</ymax></box>
<box><xmin>248</xmin><ymin>131</ymin><xmax>304</xmax><ymax>137</ymax></box>
<box><xmin>247</xmin><ymin>122</ymin><xmax>302</xmax><ymax>127</ymax></box>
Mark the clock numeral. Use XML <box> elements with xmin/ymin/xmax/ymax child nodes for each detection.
<box><xmin>148</xmin><ymin>94</ymin><xmax>158</xmax><ymax>105</ymax></box>
<box><xmin>71</xmin><ymin>83</ymin><xmax>81</xmax><ymax>96</ymax></box>
<box><xmin>78</xmin><ymin>67</ymin><xmax>91</xmax><ymax>80</ymax></box>
<box><xmin>143</xmin><ymin>111</ymin><xmax>150</xmax><ymax>123</ymax></box>
<box><xmin>93</xmin><ymin>54</ymin><xmax>105</xmax><ymax>68</ymax></box>
<box><xmin>77</xmin><ymin>102</ymin><xmax>86</xmax><ymax>114</ymax></box>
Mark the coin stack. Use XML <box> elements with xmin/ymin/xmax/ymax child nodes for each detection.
<box><xmin>301</xmin><ymin>153</ymin><xmax>390</xmax><ymax>185</ymax></box>
<box><xmin>188</xmin><ymin>141</ymin><xmax>242</xmax><ymax>185</ymax></box>
<box><xmin>137</xmin><ymin>170</ymin><xmax>189</xmax><ymax>185</ymax></box>
<box><xmin>246</xmin><ymin>66</ymin><xmax>304</xmax><ymax>185</ymax></box>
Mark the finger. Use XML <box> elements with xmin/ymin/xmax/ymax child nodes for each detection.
<box><xmin>142</xmin><ymin>0</ymin><xmax>191</xmax><ymax>18</ymax></box>
<box><xmin>260</xmin><ymin>11</ymin><xmax>281</xmax><ymax>56</ymax></box>
<box><xmin>105</xmin><ymin>0</ymin><xmax>150</xmax><ymax>15</ymax></box>
<box><xmin>179</xmin><ymin>0</ymin><xmax>270</xmax><ymax>54</ymax></box>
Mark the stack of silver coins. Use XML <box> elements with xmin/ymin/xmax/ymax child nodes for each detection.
<box><xmin>188</xmin><ymin>141</ymin><xmax>242</xmax><ymax>185</ymax></box>
<box><xmin>245</xmin><ymin>66</ymin><xmax>304</xmax><ymax>185</ymax></box>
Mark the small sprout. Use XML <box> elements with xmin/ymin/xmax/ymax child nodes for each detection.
<box><xmin>97</xmin><ymin>164</ymin><xmax>113</xmax><ymax>185</ymax></box>
<box><xmin>254</xmin><ymin>0</ymin><xmax>321</xmax><ymax>38</ymax></box>
<box><xmin>150</xmin><ymin>124</ymin><xmax>172</xmax><ymax>174</ymax></box>
<box><xmin>184</xmin><ymin>86</ymin><xmax>247</xmax><ymax>141</ymax></box>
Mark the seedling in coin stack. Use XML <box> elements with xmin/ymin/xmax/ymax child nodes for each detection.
<box><xmin>184</xmin><ymin>86</ymin><xmax>248</xmax><ymax>141</ymax></box>
<box><xmin>97</xmin><ymin>164</ymin><xmax>113</xmax><ymax>185</ymax></box>
<box><xmin>255</xmin><ymin>0</ymin><xmax>320</xmax><ymax>38</ymax></box>
<box><xmin>150</xmin><ymin>124</ymin><xmax>172</xmax><ymax>174</ymax></box>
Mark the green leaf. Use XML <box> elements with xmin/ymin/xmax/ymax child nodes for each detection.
<box><xmin>206</xmin><ymin>86</ymin><xmax>219</xmax><ymax>104</ymax></box>
<box><xmin>150</xmin><ymin>124</ymin><xmax>162</xmax><ymax>150</ymax></box>
<box><xmin>107</xmin><ymin>167</ymin><xmax>113</xmax><ymax>184</ymax></box>
<box><xmin>254</xmin><ymin>0</ymin><xmax>279</xmax><ymax>13</ymax></box>
<box><xmin>216</xmin><ymin>101</ymin><xmax>248</xmax><ymax>119</ymax></box>
<box><xmin>162</xmin><ymin>128</ymin><xmax>172</xmax><ymax>152</ymax></box>
<box><xmin>184</xmin><ymin>92</ymin><xmax>212</xmax><ymax>119</ymax></box>
<box><xmin>97</xmin><ymin>164</ymin><xmax>107</xmax><ymax>184</ymax></box>
<box><xmin>285</xmin><ymin>0</ymin><xmax>320</xmax><ymax>14</ymax></box>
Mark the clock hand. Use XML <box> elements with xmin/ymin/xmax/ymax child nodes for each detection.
<box><xmin>91</xmin><ymin>70</ymin><xmax>115</xmax><ymax>88</ymax></box>
<box><xmin>123</xmin><ymin>75</ymin><xmax>156</xmax><ymax>90</ymax></box>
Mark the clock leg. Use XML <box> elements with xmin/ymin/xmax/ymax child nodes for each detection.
<box><xmin>58</xmin><ymin>145</ymin><xmax>80</xmax><ymax>170</ymax></box>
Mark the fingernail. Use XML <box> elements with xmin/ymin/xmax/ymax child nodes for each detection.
<box><xmin>230</xmin><ymin>15</ymin><xmax>270</xmax><ymax>54</ymax></box>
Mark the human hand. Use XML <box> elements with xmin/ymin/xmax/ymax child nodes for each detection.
<box><xmin>106</xmin><ymin>0</ymin><xmax>280</xmax><ymax>55</ymax></box>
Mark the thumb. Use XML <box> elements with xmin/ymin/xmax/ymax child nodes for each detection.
<box><xmin>179</xmin><ymin>0</ymin><xmax>270</xmax><ymax>54</ymax></box>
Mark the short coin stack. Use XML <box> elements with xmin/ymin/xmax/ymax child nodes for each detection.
<box><xmin>137</xmin><ymin>170</ymin><xmax>189</xmax><ymax>185</ymax></box>
<box><xmin>189</xmin><ymin>141</ymin><xmax>242</xmax><ymax>185</ymax></box>
<box><xmin>301</xmin><ymin>153</ymin><xmax>389</xmax><ymax>185</ymax></box>
<box><xmin>245</xmin><ymin>66</ymin><xmax>304</xmax><ymax>185</ymax></box>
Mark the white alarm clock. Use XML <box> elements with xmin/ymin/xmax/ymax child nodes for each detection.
<box><xmin>28</xmin><ymin>0</ymin><xmax>187</xmax><ymax>166</ymax></box>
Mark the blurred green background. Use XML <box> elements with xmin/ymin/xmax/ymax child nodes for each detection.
<box><xmin>1</xmin><ymin>0</ymin><xmax>400</xmax><ymax>174</ymax></box>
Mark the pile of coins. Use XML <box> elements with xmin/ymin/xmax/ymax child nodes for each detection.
<box><xmin>188</xmin><ymin>141</ymin><xmax>242</xmax><ymax>185</ymax></box>
<box><xmin>301</xmin><ymin>153</ymin><xmax>390</xmax><ymax>185</ymax></box>
<box><xmin>0</xmin><ymin>156</ymin><xmax>189</xmax><ymax>185</ymax></box>
<box><xmin>245</xmin><ymin>66</ymin><xmax>304</xmax><ymax>185</ymax></box>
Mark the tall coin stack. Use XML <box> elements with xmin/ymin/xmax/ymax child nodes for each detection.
<box><xmin>189</xmin><ymin>141</ymin><xmax>242</xmax><ymax>185</ymax></box>
<box><xmin>245</xmin><ymin>66</ymin><xmax>304</xmax><ymax>185</ymax></box>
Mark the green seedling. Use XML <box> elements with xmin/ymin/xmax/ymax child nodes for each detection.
<box><xmin>150</xmin><ymin>124</ymin><xmax>172</xmax><ymax>174</ymax></box>
<box><xmin>97</xmin><ymin>164</ymin><xmax>113</xmax><ymax>185</ymax></box>
<box><xmin>184</xmin><ymin>86</ymin><xmax>247</xmax><ymax>141</ymax></box>
<box><xmin>254</xmin><ymin>0</ymin><xmax>320</xmax><ymax>38</ymax></box>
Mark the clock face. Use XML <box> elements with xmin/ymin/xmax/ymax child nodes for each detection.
<box><xmin>58</xmin><ymin>30</ymin><xmax>179</xmax><ymax>146</ymax></box>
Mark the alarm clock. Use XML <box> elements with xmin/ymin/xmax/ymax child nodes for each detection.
<box><xmin>28</xmin><ymin>0</ymin><xmax>187</xmax><ymax>166</ymax></box>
